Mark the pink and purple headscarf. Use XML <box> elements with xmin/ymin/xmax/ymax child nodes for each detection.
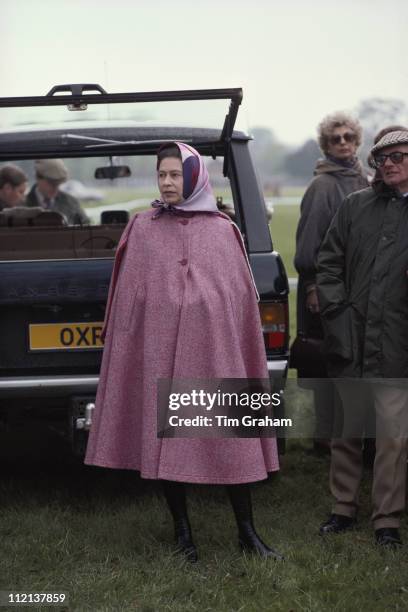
<box><xmin>152</xmin><ymin>141</ymin><xmax>219</xmax><ymax>216</ymax></box>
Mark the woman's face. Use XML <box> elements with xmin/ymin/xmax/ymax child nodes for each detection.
<box><xmin>326</xmin><ymin>126</ymin><xmax>358</xmax><ymax>161</ymax></box>
<box><xmin>158</xmin><ymin>157</ymin><xmax>184</xmax><ymax>205</ymax></box>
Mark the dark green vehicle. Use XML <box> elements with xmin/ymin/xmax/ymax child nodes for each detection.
<box><xmin>0</xmin><ymin>84</ymin><xmax>289</xmax><ymax>454</ymax></box>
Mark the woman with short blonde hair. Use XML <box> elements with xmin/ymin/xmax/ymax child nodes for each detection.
<box><xmin>293</xmin><ymin>111</ymin><xmax>367</xmax><ymax>453</ymax></box>
<box><xmin>317</xmin><ymin>112</ymin><xmax>363</xmax><ymax>155</ymax></box>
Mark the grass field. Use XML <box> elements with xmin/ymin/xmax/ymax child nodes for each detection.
<box><xmin>270</xmin><ymin>203</ymin><xmax>300</xmax><ymax>279</ymax></box>
<box><xmin>1</xmin><ymin>430</ymin><xmax>407</xmax><ymax>612</ymax></box>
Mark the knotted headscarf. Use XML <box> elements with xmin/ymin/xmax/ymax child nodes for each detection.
<box><xmin>152</xmin><ymin>141</ymin><xmax>219</xmax><ymax>217</ymax></box>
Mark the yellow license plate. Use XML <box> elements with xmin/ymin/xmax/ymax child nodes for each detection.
<box><xmin>29</xmin><ymin>322</ymin><xmax>104</xmax><ymax>351</ymax></box>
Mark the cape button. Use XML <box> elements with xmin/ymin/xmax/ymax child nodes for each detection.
<box><xmin>179</xmin><ymin>258</ymin><xmax>188</xmax><ymax>266</ymax></box>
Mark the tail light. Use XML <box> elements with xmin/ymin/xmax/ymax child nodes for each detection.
<box><xmin>259</xmin><ymin>301</ymin><xmax>288</xmax><ymax>351</ymax></box>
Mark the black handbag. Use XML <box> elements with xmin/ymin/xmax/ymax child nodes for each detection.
<box><xmin>289</xmin><ymin>333</ymin><xmax>328</xmax><ymax>378</ymax></box>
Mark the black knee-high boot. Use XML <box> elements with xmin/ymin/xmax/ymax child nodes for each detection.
<box><xmin>227</xmin><ymin>484</ymin><xmax>284</xmax><ymax>560</ymax></box>
<box><xmin>162</xmin><ymin>480</ymin><xmax>198</xmax><ymax>563</ymax></box>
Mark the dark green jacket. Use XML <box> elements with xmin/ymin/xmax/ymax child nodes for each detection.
<box><xmin>316</xmin><ymin>185</ymin><xmax>408</xmax><ymax>378</ymax></box>
<box><xmin>25</xmin><ymin>185</ymin><xmax>90</xmax><ymax>225</ymax></box>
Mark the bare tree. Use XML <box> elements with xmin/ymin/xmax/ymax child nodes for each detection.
<box><xmin>356</xmin><ymin>97</ymin><xmax>408</xmax><ymax>164</ymax></box>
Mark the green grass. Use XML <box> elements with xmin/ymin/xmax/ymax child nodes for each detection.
<box><xmin>270</xmin><ymin>202</ymin><xmax>301</xmax><ymax>279</ymax></box>
<box><xmin>1</xmin><ymin>432</ymin><xmax>407</xmax><ymax>612</ymax></box>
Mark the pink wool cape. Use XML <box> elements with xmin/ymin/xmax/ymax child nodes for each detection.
<box><xmin>85</xmin><ymin>209</ymin><xmax>279</xmax><ymax>483</ymax></box>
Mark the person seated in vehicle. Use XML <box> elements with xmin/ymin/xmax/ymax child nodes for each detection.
<box><xmin>25</xmin><ymin>159</ymin><xmax>90</xmax><ymax>225</ymax></box>
<box><xmin>0</xmin><ymin>164</ymin><xmax>28</xmax><ymax>210</ymax></box>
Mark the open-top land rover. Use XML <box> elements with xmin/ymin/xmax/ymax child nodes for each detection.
<box><xmin>0</xmin><ymin>84</ymin><xmax>289</xmax><ymax>454</ymax></box>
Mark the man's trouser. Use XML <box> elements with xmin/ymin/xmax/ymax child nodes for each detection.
<box><xmin>314</xmin><ymin>379</ymin><xmax>339</xmax><ymax>440</ymax></box>
<box><xmin>330</xmin><ymin>380</ymin><xmax>408</xmax><ymax>529</ymax></box>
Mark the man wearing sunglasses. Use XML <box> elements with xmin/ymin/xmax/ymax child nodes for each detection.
<box><xmin>317</xmin><ymin>129</ymin><xmax>408</xmax><ymax>548</ymax></box>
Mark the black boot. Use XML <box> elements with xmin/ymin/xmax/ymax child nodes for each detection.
<box><xmin>162</xmin><ymin>480</ymin><xmax>198</xmax><ymax>563</ymax></box>
<box><xmin>227</xmin><ymin>484</ymin><xmax>284</xmax><ymax>560</ymax></box>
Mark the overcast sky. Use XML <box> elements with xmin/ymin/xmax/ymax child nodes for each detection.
<box><xmin>1</xmin><ymin>0</ymin><xmax>407</xmax><ymax>145</ymax></box>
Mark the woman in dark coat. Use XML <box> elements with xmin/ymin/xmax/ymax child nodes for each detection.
<box><xmin>85</xmin><ymin>142</ymin><xmax>282</xmax><ymax>562</ymax></box>
<box><xmin>294</xmin><ymin>112</ymin><xmax>368</xmax><ymax>451</ymax></box>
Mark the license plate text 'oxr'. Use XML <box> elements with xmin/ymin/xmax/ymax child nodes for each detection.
<box><xmin>29</xmin><ymin>322</ymin><xmax>104</xmax><ymax>351</ymax></box>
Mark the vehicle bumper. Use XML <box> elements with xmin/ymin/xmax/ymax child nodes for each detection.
<box><xmin>0</xmin><ymin>361</ymin><xmax>288</xmax><ymax>398</ymax></box>
<box><xmin>267</xmin><ymin>359</ymin><xmax>288</xmax><ymax>378</ymax></box>
<box><xmin>0</xmin><ymin>375</ymin><xmax>99</xmax><ymax>398</ymax></box>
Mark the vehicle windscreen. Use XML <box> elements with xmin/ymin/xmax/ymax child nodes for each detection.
<box><xmin>0</xmin><ymin>88</ymin><xmax>241</xmax><ymax>250</ymax></box>
<box><xmin>0</xmin><ymin>99</ymin><xmax>231</xmax><ymax>130</ymax></box>
<box><xmin>0</xmin><ymin>150</ymin><xmax>238</xmax><ymax>270</ymax></box>
<box><xmin>0</xmin><ymin>153</ymin><xmax>233</xmax><ymax>227</ymax></box>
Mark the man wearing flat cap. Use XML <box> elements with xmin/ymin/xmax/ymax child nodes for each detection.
<box><xmin>316</xmin><ymin>130</ymin><xmax>408</xmax><ymax>548</ymax></box>
<box><xmin>25</xmin><ymin>159</ymin><xmax>90</xmax><ymax>225</ymax></box>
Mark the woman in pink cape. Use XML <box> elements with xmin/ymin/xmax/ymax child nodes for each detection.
<box><xmin>85</xmin><ymin>142</ymin><xmax>282</xmax><ymax>562</ymax></box>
